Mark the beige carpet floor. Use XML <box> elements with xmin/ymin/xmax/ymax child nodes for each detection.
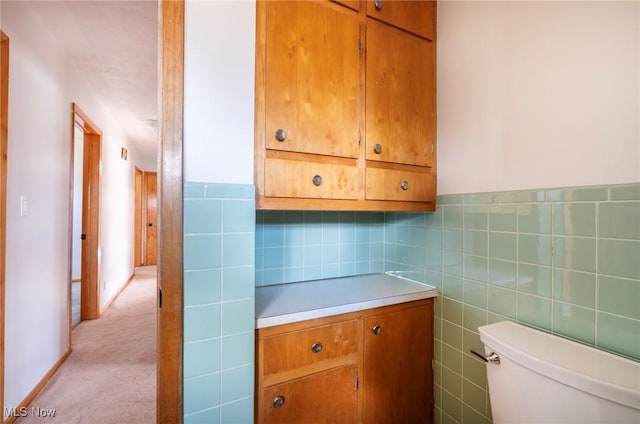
<box><xmin>19</xmin><ymin>266</ymin><xmax>157</xmax><ymax>423</ymax></box>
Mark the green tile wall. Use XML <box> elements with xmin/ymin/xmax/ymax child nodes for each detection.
<box><xmin>385</xmin><ymin>182</ymin><xmax>640</xmax><ymax>424</ymax></box>
<box><xmin>248</xmin><ymin>183</ymin><xmax>639</xmax><ymax>424</ymax></box>
<box><xmin>184</xmin><ymin>183</ymin><xmax>255</xmax><ymax>423</ymax></box>
<box><xmin>255</xmin><ymin>211</ymin><xmax>385</xmax><ymax>285</ymax></box>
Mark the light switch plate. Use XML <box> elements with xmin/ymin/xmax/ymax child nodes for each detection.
<box><xmin>20</xmin><ymin>195</ymin><xmax>29</xmax><ymax>217</ymax></box>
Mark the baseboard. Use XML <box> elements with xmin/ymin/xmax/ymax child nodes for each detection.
<box><xmin>3</xmin><ymin>349</ymin><xmax>71</xmax><ymax>424</ymax></box>
<box><xmin>100</xmin><ymin>272</ymin><xmax>135</xmax><ymax>315</ymax></box>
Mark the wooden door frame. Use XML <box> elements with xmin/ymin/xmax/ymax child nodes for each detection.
<box><xmin>134</xmin><ymin>167</ymin><xmax>143</xmax><ymax>267</ymax></box>
<box><xmin>0</xmin><ymin>29</ymin><xmax>9</xmax><ymax>423</ymax></box>
<box><xmin>158</xmin><ymin>0</ymin><xmax>184</xmax><ymax>421</ymax></box>
<box><xmin>70</xmin><ymin>103</ymin><xmax>101</xmax><ymax>322</ymax></box>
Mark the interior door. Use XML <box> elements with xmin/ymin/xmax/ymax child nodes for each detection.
<box><xmin>134</xmin><ymin>167</ymin><xmax>143</xmax><ymax>267</ymax></box>
<box><xmin>144</xmin><ymin>171</ymin><xmax>157</xmax><ymax>265</ymax></box>
<box><xmin>75</xmin><ymin>104</ymin><xmax>102</xmax><ymax>322</ymax></box>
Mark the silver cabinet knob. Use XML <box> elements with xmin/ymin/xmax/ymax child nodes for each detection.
<box><xmin>374</xmin><ymin>0</ymin><xmax>383</xmax><ymax>10</ymax></box>
<box><xmin>311</xmin><ymin>342</ymin><xmax>323</xmax><ymax>353</ymax></box>
<box><xmin>374</xmin><ymin>143</ymin><xmax>383</xmax><ymax>154</ymax></box>
<box><xmin>312</xmin><ymin>175</ymin><xmax>322</xmax><ymax>186</ymax></box>
<box><xmin>275</xmin><ymin>129</ymin><xmax>287</xmax><ymax>142</ymax></box>
<box><xmin>372</xmin><ymin>325</ymin><xmax>381</xmax><ymax>335</ymax></box>
<box><xmin>400</xmin><ymin>180</ymin><xmax>409</xmax><ymax>191</ymax></box>
<box><xmin>273</xmin><ymin>396</ymin><xmax>285</xmax><ymax>409</ymax></box>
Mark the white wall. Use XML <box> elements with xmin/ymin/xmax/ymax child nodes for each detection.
<box><xmin>2</xmin><ymin>2</ymin><xmax>144</xmax><ymax>413</ymax></box>
<box><xmin>184</xmin><ymin>0</ymin><xmax>255</xmax><ymax>184</ymax></box>
<box><xmin>437</xmin><ymin>1</ymin><xmax>640</xmax><ymax>195</ymax></box>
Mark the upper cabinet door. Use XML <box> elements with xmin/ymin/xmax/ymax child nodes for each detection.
<box><xmin>365</xmin><ymin>19</ymin><xmax>435</xmax><ymax>168</ymax></box>
<box><xmin>265</xmin><ymin>1</ymin><xmax>361</xmax><ymax>159</ymax></box>
<box><xmin>366</xmin><ymin>0</ymin><xmax>435</xmax><ymax>40</ymax></box>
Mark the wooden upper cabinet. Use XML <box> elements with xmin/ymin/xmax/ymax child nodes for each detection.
<box><xmin>256</xmin><ymin>0</ymin><xmax>437</xmax><ymax>210</ymax></box>
<box><xmin>366</xmin><ymin>0</ymin><xmax>435</xmax><ymax>40</ymax></box>
<box><xmin>265</xmin><ymin>1</ymin><xmax>361</xmax><ymax>159</ymax></box>
<box><xmin>365</xmin><ymin>19</ymin><xmax>436</xmax><ymax>168</ymax></box>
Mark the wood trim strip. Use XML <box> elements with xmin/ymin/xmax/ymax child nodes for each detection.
<box><xmin>254</xmin><ymin>0</ymin><xmax>267</xmax><ymax>199</ymax></box>
<box><xmin>158</xmin><ymin>0</ymin><xmax>184</xmax><ymax>422</ymax></box>
<box><xmin>256</xmin><ymin>196</ymin><xmax>435</xmax><ymax>212</ymax></box>
<box><xmin>72</xmin><ymin>103</ymin><xmax>102</xmax><ymax>135</ymax></box>
<box><xmin>0</xmin><ymin>29</ymin><xmax>9</xmax><ymax>424</ymax></box>
<box><xmin>2</xmin><ymin>349</ymin><xmax>71</xmax><ymax>424</ymax></box>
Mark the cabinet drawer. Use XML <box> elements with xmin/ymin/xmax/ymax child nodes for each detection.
<box><xmin>366</xmin><ymin>166</ymin><xmax>435</xmax><ymax>202</ymax></box>
<box><xmin>263</xmin><ymin>320</ymin><xmax>359</xmax><ymax>375</ymax></box>
<box><xmin>366</xmin><ymin>0</ymin><xmax>435</xmax><ymax>41</ymax></box>
<box><xmin>265</xmin><ymin>157</ymin><xmax>358</xmax><ymax>200</ymax></box>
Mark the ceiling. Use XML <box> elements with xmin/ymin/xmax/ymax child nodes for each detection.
<box><xmin>24</xmin><ymin>0</ymin><xmax>159</xmax><ymax>162</ymax></box>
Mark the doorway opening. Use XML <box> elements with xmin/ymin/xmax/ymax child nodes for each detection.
<box><xmin>71</xmin><ymin>124</ymin><xmax>84</xmax><ymax>328</ymax></box>
<box><xmin>69</xmin><ymin>103</ymin><xmax>101</xmax><ymax>330</ymax></box>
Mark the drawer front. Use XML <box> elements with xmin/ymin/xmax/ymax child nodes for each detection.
<box><xmin>366</xmin><ymin>0</ymin><xmax>435</xmax><ymax>41</ymax></box>
<box><xmin>265</xmin><ymin>157</ymin><xmax>358</xmax><ymax>200</ymax></box>
<box><xmin>365</xmin><ymin>166</ymin><xmax>435</xmax><ymax>202</ymax></box>
<box><xmin>263</xmin><ymin>320</ymin><xmax>359</xmax><ymax>375</ymax></box>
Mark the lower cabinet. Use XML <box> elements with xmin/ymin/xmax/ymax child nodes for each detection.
<box><xmin>362</xmin><ymin>305</ymin><xmax>434</xmax><ymax>423</ymax></box>
<box><xmin>261</xmin><ymin>364</ymin><xmax>359</xmax><ymax>424</ymax></box>
<box><xmin>256</xmin><ymin>298</ymin><xmax>434</xmax><ymax>423</ymax></box>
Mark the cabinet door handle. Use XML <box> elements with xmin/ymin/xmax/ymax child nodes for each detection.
<box><xmin>275</xmin><ymin>129</ymin><xmax>287</xmax><ymax>142</ymax></box>
<box><xmin>312</xmin><ymin>175</ymin><xmax>323</xmax><ymax>186</ymax></box>
<box><xmin>374</xmin><ymin>0</ymin><xmax>383</xmax><ymax>10</ymax></box>
<box><xmin>372</xmin><ymin>325</ymin><xmax>381</xmax><ymax>335</ymax></box>
<box><xmin>374</xmin><ymin>143</ymin><xmax>383</xmax><ymax>154</ymax></box>
<box><xmin>273</xmin><ymin>396</ymin><xmax>285</xmax><ymax>409</ymax></box>
<box><xmin>400</xmin><ymin>180</ymin><xmax>409</xmax><ymax>191</ymax></box>
<box><xmin>311</xmin><ymin>342</ymin><xmax>323</xmax><ymax>353</ymax></box>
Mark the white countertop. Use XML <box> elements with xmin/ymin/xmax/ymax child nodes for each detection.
<box><xmin>255</xmin><ymin>272</ymin><xmax>438</xmax><ymax>328</ymax></box>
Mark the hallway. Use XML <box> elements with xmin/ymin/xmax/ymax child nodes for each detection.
<box><xmin>18</xmin><ymin>267</ymin><xmax>157</xmax><ymax>423</ymax></box>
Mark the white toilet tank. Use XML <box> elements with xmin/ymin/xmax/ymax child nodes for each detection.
<box><xmin>477</xmin><ymin>321</ymin><xmax>640</xmax><ymax>424</ymax></box>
